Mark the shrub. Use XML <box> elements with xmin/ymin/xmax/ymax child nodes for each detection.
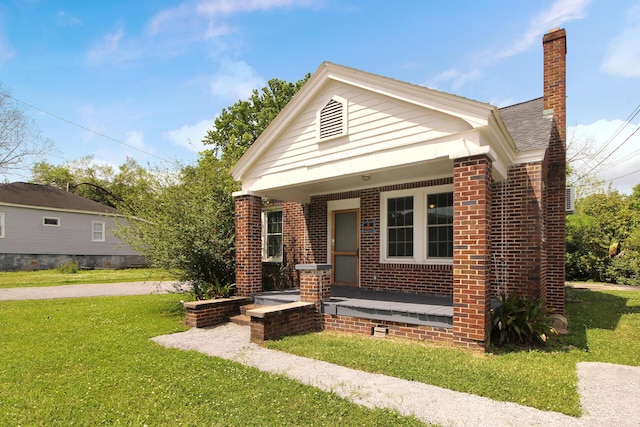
<box><xmin>189</xmin><ymin>279</ymin><xmax>235</xmax><ymax>300</ymax></box>
<box><xmin>491</xmin><ymin>293</ymin><xmax>557</xmax><ymax>346</ymax></box>
<box><xmin>56</xmin><ymin>262</ymin><xmax>79</xmax><ymax>274</ymax></box>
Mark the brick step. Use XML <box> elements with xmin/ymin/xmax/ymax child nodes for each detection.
<box><xmin>230</xmin><ymin>314</ymin><xmax>251</xmax><ymax>326</ymax></box>
<box><xmin>240</xmin><ymin>303</ymin><xmax>264</xmax><ymax>316</ymax></box>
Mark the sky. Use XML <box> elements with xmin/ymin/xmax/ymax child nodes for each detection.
<box><xmin>1</xmin><ymin>0</ymin><xmax>639</xmax><ymax>193</ymax></box>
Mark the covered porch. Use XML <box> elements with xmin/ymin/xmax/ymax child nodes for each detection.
<box><xmin>255</xmin><ymin>285</ymin><xmax>455</xmax><ymax>329</ymax></box>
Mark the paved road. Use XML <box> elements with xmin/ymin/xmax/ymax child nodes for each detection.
<box><xmin>0</xmin><ymin>281</ymin><xmax>182</xmax><ymax>301</ymax></box>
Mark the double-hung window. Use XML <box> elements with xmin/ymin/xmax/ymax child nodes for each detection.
<box><xmin>381</xmin><ymin>185</ymin><xmax>453</xmax><ymax>264</ymax></box>
<box><xmin>92</xmin><ymin>221</ymin><xmax>105</xmax><ymax>242</ymax></box>
<box><xmin>262</xmin><ymin>210</ymin><xmax>283</xmax><ymax>262</ymax></box>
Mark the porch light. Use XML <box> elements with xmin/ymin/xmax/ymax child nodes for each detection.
<box><xmin>362</xmin><ymin>175</ymin><xmax>371</xmax><ymax>181</ymax></box>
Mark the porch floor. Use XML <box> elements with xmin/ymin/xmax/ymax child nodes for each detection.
<box><xmin>254</xmin><ymin>286</ymin><xmax>454</xmax><ymax>329</ymax></box>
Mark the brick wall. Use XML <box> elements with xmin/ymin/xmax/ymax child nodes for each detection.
<box><xmin>490</xmin><ymin>162</ymin><xmax>545</xmax><ymax>300</ymax></box>
<box><xmin>184</xmin><ymin>297</ymin><xmax>252</xmax><ymax>328</ymax></box>
<box><xmin>323</xmin><ymin>314</ymin><xmax>453</xmax><ymax>343</ymax></box>
<box><xmin>249</xmin><ymin>303</ymin><xmax>317</xmax><ymax>343</ymax></box>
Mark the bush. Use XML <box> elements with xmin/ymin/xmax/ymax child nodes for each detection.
<box><xmin>56</xmin><ymin>262</ymin><xmax>79</xmax><ymax>274</ymax></box>
<box><xmin>189</xmin><ymin>279</ymin><xmax>235</xmax><ymax>300</ymax></box>
<box><xmin>491</xmin><ymin>293</ymin><xmax>557</xmax><ymax>346</ymax></box>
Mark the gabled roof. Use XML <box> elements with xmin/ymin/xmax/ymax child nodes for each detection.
<box><xmin>499</xmin><ymin>98</ymin><xmax>553</xmax><ymax>152</ymax></box>
<box><xmin>0</xmin><ymin>182</ymin><xmax>118</xmax><ymax>214</ymax></box>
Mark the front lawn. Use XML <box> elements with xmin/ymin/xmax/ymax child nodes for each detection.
<box><xmin>266</xmin><ymin>287</ymin><xmax>640</xmax><ymax>417</ymax></box>
<box><xmin>0</xmin><ymin>268</ymin><xmax>175</xmax><ymax>289</ymax></box>
<box><xmin>0</xmin><ymin>294</ymin><xmax>423</xmax><ymax>426</ymax></box>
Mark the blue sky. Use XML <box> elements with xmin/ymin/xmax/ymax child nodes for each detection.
<box><xmin>1</xmin><ymin>0</ymin><xmax>639</xmax><ymax>193</ymax></box>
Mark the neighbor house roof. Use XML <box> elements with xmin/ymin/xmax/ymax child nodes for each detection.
<box><xmin>0</xmin><ymin>182</ymin><xmax>118</xmax><ymax>214</ymax></box>
<box><xmin>499</xmin><ymin>97</ymin><xmax>553</xmax><ymax>152</ymax></box>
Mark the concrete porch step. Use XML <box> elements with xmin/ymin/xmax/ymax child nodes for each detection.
<box><xmin>230</xmin><ymin>314</ymin><xmax>251</xmax><ymax>326</ymax></box>
<box><xmin>240</xmin><ymin>303</ymin><xmax>264</xmax><ymax>315</ymax></box>
<box><xmin>231</xmin><ymin>303</ymin><xmax>267</xmax><ymax>325</ymax></box>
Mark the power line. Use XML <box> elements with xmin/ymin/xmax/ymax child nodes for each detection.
<box><xmin>577</xmin><ymin>104</ymin><xmax>640</xmax><ymax>181</ymax></box>
<box><xmin>5</xmin><ymin>93</ymin><xmax>178</xmax><ymax>165</ymax></box>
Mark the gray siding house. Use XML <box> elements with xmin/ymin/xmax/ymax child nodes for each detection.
<box><xmin>0</xmin><ymin>182</ymin><xmax>144</xmax><ymax>271</ymax></box>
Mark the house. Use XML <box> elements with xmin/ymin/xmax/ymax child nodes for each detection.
<box><xmin>0</xmin><ymin>182</ymin><xmax>145</xmax><ymax>271</ymax></box>
<box><xmin>230</xmin><ymin>29</ymin><xmax>567</xmax><ymax>350</ymax></box>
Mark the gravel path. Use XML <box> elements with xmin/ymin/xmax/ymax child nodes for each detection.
<box><xmin>0</xmin><ymin>281</ymin><xmax>181</xmax><ymax>300</ymax></box>
<box><xmin>151</xmin><ymin>323</ymin><xmax>640</xmax><ymax>426</ymax></box>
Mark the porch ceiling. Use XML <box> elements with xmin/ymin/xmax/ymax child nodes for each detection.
<box><xmin>246</xmin><ymin>157</ymin><xmax>454</xmax><ymax>203</ymax></box>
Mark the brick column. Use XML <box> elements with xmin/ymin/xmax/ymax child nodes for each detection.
<box><xmin>453</xmin><ymin>155</ymin><xmax>492</xmax><ymax>351</ymax></box>
<box><xmin>234</xmin><ymin>193</ymin><xmax>262</xmax><ymax>297</ymax></box>
<box><xmin>296</xmin><ymin>263</ymin><xmax>331</xmax><ymax>329</ymax></box>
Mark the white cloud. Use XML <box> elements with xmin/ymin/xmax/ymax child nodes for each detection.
<box><xmin>569</xmin><ymin>118</ymin><xmax>640</xmax><ymax>193</ymax></box>
<box><xmin>601</xmin><ymin>4</ymin><xmax>640</xmax><ymax>78</ymax></box>
<box><xmin>0</xmin><ymin>19</ymin><xmax>15</xmax><ymax>64</ymax></box>
<box><xmin>426</xmin><ymin>68</ymin><xmax>482</xmax><ymax>92</ymax></box>
<box><xmin>210</xmin><ymin>58</ymin><xmax>265</xmax><ymax>100</ymax></box>
<box><xmin>148</xmin><ymin>0</ymin><xmax>314</xmax><ymax>41</ymax></box>
<box><xmin>495</xmin><ymin>0</ymin><xmax>590</xmax><ymax>60</ymax></box>
<box><xmin>56</xmin><ymin>11</ymin><xmax>83</xmax><ymax>27</ymax></box>
<box><xmin>124</xmin><ymin>130</ymin><xmax>147</xmax><ymax>151</ymax></box>
<box><xmin>86</xmin><ymin>23</ymin><xmax>126</xmax><ymax>64</ymax></box>
<box><xmin>164</xmin><ymin>119</ymin><xmax>213</xmax><ymax>153</ymax></box>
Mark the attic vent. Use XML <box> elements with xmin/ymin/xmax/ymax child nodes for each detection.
<box><xmin>318</xmin><ymin>98</ymin><xmax>345</xmax><ymax>140</ymax></box>
<box><xmin>566</xmin><ymin>186</ymin><xmax>575</xmax><ymax>213</ymax></box>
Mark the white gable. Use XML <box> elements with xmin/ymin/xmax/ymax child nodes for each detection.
<box><xmin>232</xmin><ymin>63</ymin><xmax>518</xmax><ymax>203</ymax></box>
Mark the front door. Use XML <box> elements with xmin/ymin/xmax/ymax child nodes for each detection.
<box><xmin>332</xmin><ymin>209</ymin><xmax>359</xmax><ymax>286</ymax></box>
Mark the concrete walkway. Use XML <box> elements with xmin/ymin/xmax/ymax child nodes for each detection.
<box><xmin>0</xmin><ymin>281</ymin><xmax>181</xmax><ymax>300</ymax></box>
<box><xmin>152</xmin><ymin>323</ymin><xmax>640</xmax><ymax>427</ymax></box>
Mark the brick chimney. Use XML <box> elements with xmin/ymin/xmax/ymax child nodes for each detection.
<box><xmin>543</xmin><ymin>27</ymin><xmax>567</xmax><ymax>315</ymax></box>
<box><xmin>543</xmin><ymin>28</ymin><xmax>567</xmax><ymax>143</ymax></box>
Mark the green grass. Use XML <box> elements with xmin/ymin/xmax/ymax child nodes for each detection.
<box><xmin>0</xmin><ymin>268</ymin><xmax>175</xmax><ymax>289</ymax></box>
<box><xmin>0</xmin><ymin>294</ymin><xmax>423</xmax><ymax>426</ymax></box>
<box><xmin>266</xmin><ymin>287</ymin><xmax>640</xmax><ymax>417</ymax></box>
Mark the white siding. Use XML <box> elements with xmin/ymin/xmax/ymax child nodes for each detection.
<box><xmin>247</xmin><ymin>81</ymin><xmax>473</xmax><ymax>181</ymax></box>
<box><xmin>0</xmin><ymin>205</ymin><xmax>138</xmax><ymax>256</ymax></box>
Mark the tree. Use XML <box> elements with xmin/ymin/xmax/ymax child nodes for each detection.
<box><xmin>114</xmin><ymin>76</ymin><xmax>310</xmax><ymax>298</ymax></box>
<box><xmin>0</xmin><ymin>84</ymin><xmax>54</xmax><ymax>178</ymax></box>
<box><xmin>31</xmin><ymin>156</ymin><xmax>153</xmax><ymax>208</ymax></box>
<box><xmin>116</xmin><ymin>155</ymin><xmax>236</xmax><ymax>298</ymax></box>
<box><xmin>203</xmin><ymin>76</ymin><xmax>309</xmax><ymax>165</ymax></box>
<box><xmin>566</xmin><ymin>187</ymin><xmax>640</xmax><ymax>284</ymax></box>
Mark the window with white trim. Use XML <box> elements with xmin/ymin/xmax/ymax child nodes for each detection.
<box><xmin>43</xmin><ymin>217</ymin><xmax>60</xmax><ymax>226</ymax></box>
<box><xmin>380</xmin><ymin>185</ymin><xmax>454</xmax><ymax>264</ymax></box>
<box><xmin>317</xmin><ymin>96</ymin><xmax>348</xmax><ymax>141</ymax></box>
<box><xmin>262</xmin><ymin>209</ymin><xmax>283</xmax><ymax>262</ymax></box>
<box><xmin>0</xmin><ymin>213</ymin><xmax>4</xmax><ymax>238</ymax></box>
<box><xmin>92</xmin><ymin>221</ymin><xmax>105</xmax><ymax>242</ymax></box>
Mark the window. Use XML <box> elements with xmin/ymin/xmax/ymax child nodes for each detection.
<box><xmin>262</xmin><ymin>210</ymin><xmax>283</xmax><ymax>262</ymax></box>
<box><xmin>92</xmin><ymin>221</ymin><xmax>105</xmax><ymax>242</ymax></box>
<box><xmin>0</xmin><ymin>213</ymin><xmax>4</xmax><ymax>238</ymax></box>
<box><xmin>317</xmin><ymin>96</ymin><xmax>348</xmax><ymax>140</ymax></box>
<box><xmin>43</xmin><ymin>217</ymin><xmax>60</xmax><ymax>226</ymax></box>
<box><xmin>427</xmin><ymin>193</ymin><xmax>453</xmax><ymax>258</ymax></box>
<box><xmin>387</xmin><ymin>196</ymin><xmax>414</xmax><ymax>257</ymax></box>
<box><xmin>380</xmin><ymin>185</ymin><xmax>453</xmax><ymax>264</ymax></box>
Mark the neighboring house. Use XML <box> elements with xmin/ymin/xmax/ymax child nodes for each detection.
<box><xmin>0</xmin><ymin>182</ymin><xmax>145</xmax><ymax>271</ymax></box>
<box><xmin>230</xmin><ymin>29</ymin><xmax>567</xmax><ymax>350</ymax></box>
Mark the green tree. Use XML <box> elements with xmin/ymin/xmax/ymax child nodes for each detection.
<box><xmin>116</xmin><ymin>155</ymin><xmax>236</xmax><ymax>298</ymax></box>
<box><xmin>203</xmin><ymin>76</ymin><xmax>309</xmax><ymax>166</ymax></box>
<box><xmin>566</xmin><ymin>188</ymin><xmax>640</xmax><ymax>284</ymax></box>
<box><xmin>31</xmin><ymin>156</ymin><xmax>152</xmax><ymax>208</ymax></box>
